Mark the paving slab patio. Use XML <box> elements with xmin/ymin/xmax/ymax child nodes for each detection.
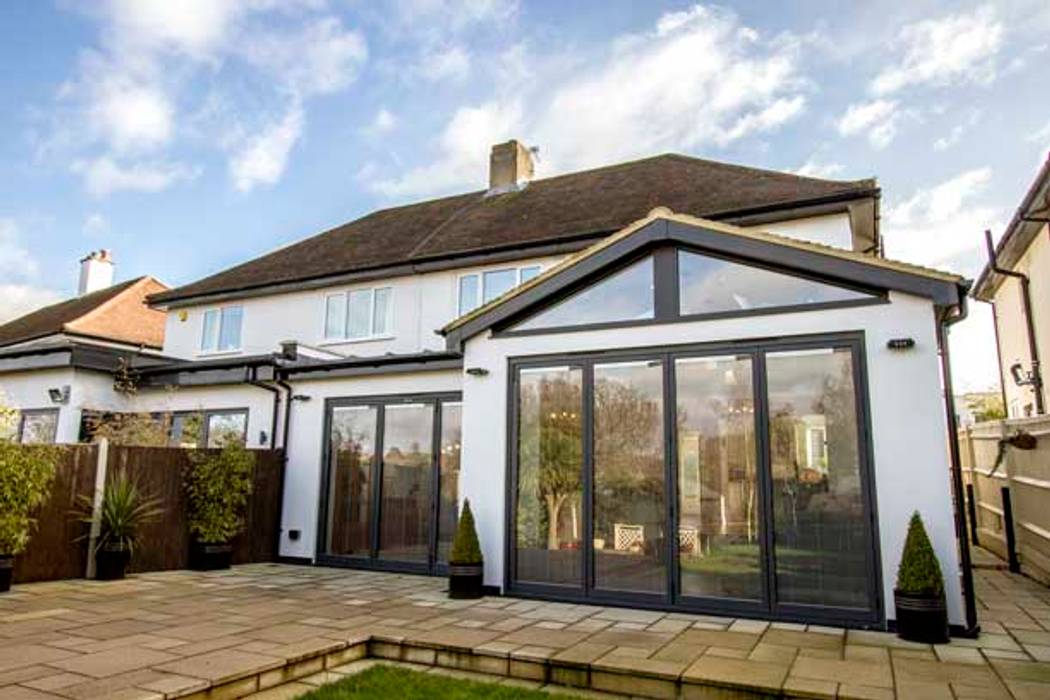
<box><xmin>0</xmin><ymin>553</ymin><xmax>1046</xmax><ymax>699</ymax></box>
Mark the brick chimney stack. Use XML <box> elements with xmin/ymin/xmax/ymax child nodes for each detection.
<box><xmin>488</xmin><ymin>140</ymin><xmax>535</xmax><ymax>194</ymax></box>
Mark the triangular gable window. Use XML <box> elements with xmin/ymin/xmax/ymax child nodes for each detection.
<box><xmin>513</xmin><ymin>256</ymin><xmax>654</xmax><ymax>331</ymax></box>
<box><xmin>677</xmin><ymin>249</ymin><xmax>875</xmax><ymax>317</ymax></box>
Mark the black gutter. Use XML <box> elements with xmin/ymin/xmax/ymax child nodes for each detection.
<box><xmin>984</xmin><ymin>229</ymin><xmax>1044</xmax><ymax>414</ymax></box>
<box><xmin>938</xmin><ymin>290</ymin><xmax>980</xmax><ymax>638</ymax></box>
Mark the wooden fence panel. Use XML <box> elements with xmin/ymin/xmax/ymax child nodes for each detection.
<box><xmin>14</xmin><ymin>445</ymin><xmax>98</xmax><ymax>583</ymax></box>
<box><xmin>959</xmin><ymin>416</ymin><xmax>1050</xmax><ymax>584</ymax></box>
<box><xmin>10</xmin><ymin>445</ymin><xmax>284</xmax><ymax>582</ymax></box>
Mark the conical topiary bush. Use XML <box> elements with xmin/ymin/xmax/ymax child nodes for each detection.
<box><xmin>894</xmin><ymin>511</ymin><xmax>949</xmax><ymax>643</ymax></box>
<box><xmin>448</xmin><ymin>499</ymin><xmax>484</xmax><ymax>599</ymax></box>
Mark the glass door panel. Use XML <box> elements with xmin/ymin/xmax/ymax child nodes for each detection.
<box><xmin>765</xmin><ymin>348</ymin><xmax>873</xmax><ymax>610</ymax></box>
<box><xmin>515</xmin><ymin>366</ymin><xmax>584</xmax><ymax>586</ymax></box>
<box><xmin>437</xmin><ymin>403</ymin><xmax>463</xmax><ymax>564</ymax></box>
<box><xmin>593</xmin><ymin>360</ymin><xmax>666</xmax><ymax>594</ymax></box>
<box><xmin>675</xmin><ymin>355</ymin><xmax>762</xmax><ymax>601</ymax></box>
<box><xmin>378</xmin><ymin>404</ymin><xmax>435</xmax><ymax>563</ymax></box>
<box><xmin>327</xmin><ymin>406</ymin><xmax>377</xmax><ymax>558</ymax></box>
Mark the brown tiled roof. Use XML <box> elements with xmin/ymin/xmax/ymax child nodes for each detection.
<box><xmin>151</xmin><ymin>153</ymin><xmax>877</xmax><ymax>304</ymax></box>
<box><xmin>0</xmin><ymin>277</ymin><xmax>169</xmax><ymax>349</ymax></box>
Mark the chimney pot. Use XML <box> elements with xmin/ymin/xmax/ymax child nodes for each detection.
<box><xmin>488</xmin><ymin>139</ymin><xmax>534</xmax><ymax>194</ymax></box>
<box><xmin>78</xmin><ymin>250</ymin><xmax>115</xmax><ymax>296</ymax></box>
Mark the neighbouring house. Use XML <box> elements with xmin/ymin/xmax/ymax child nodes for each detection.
<box><xmin>973</xmin><ymin>155</ymin><xmax>1050</xmax><ymax>419</ymax></box>
<box><xmin>0</xmin><ymin>251</ymin><xmax>170</xmax><ymax>443</ymax></box>
<box><xmin>0</xmin><ymin>142</ymin><xmax>975</xmax><ymax>634</ymax></box>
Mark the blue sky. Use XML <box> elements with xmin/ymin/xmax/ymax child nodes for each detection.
<box><xmin>1</xmin><ymin>1</ymin><xmax>1048</xmax><ymax>391</ymax></box>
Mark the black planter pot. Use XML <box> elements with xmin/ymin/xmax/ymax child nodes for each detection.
<box><xmin>95</xmin><ymin>543</ymin><xmax>130</xmax><ymax>581</ymax></box>
<box><xmin>0</xmin><ymin>554</ymin><xmax>13</xmax><ymax>593</ymax></box>
<box><xmin>448</xmin><ymin>562</ymin><xmax>484</xmax><ymax>599</ymax></box>
<box><xmin>190</xmin><ymin>541</ymin><xmax>233</xmax><ymax>571</ymax></box>
<box><xmin>895</xmin><ymin>589</ymin><xmax>950</xmax><ymax>644</ymax></box>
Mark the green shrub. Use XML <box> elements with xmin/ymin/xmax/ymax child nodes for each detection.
<box><xmin>185</xmin><ymin>443</ymin><xmax>254</xmax><ymax>543</ymax></box>
<box><xmin>896</xmin><ymin>511</ymin><xmax>945</xmax><ymax>597</ymax></box>
<box><xmin>0</xmin><ymin>443</ymin><xmax>59</xmax><ymax>555</ymax></box>
<box><xmin>76</xmin><ymin>471</ymin><xmax>163</xmax><ymax>555</ymax></box>
<box><xmin>450</xmin><ymin>499</ymin><xmax>483</xmax><ymax>565</ymax></box>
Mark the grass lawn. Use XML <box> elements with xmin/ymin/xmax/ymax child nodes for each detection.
<box><xmin>300</xmin><ymin>665</ymin><xmax>584</xmax><ymax>699</ymax></box>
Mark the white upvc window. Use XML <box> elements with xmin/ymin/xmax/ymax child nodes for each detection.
<box><xmin>324</xmin><ymin>286</ymin><xmax>393</xmax><ymax>341</ymax></box>
<box><xmin>200</xmin><ymin>306</ymin><xmax>243</xmax><ymax>353</ymax></box>
<box><xmin>458</xmin><ymin>264</ymin><xmax>542</xmax><ymax>316</ymax></box>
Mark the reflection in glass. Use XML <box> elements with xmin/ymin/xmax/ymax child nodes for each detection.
<box><xmin>676</xmin><ymin>356</ymin><xmax>762</xmax><ymax>600</ymax></box>
<box><xmin>593</xmin><ymin>360</ymin><xmax>666</xmax><ymax>594</ymax></box>
<box><xmin>516</xmin><ymin>366</ymin><xmax>583</xmax><ymax>586</ymax></box>
<box><xmin>513</xmin><ymin>257</ymin><xmax>654</xmax><ymax>331</ymax></box>
<box><xmin>459</xmin><ymin>275</ymin><xmax>479</xmax><ymax>315</ymax></box>
<box><xmin>766</xmin><ymin>348</ymin><xmax>871</xmax><ymax>609</ymax></box>
<box><xmin>20</xmin><ymin>411</ymin><xmax>58</xmax><ymax>444</ymax></box>
<box><xmin>379</xmin><ymin>404</ymin><xmax>434</xmax><ymax>563</ymax></box>
<box><xmin>327</xmin><ymin>406</ymin><xmax>377</xmax><ymax>557</ymax></box>
<box><xmin>169</xmin><ymin>413</ymin><xmax>203</xmax><ymax>448</ymax></box>
<box><xmin>218</xmin><ymin>306</ymin><xmax>243</xmax><ymax>350</ymax></box>
<box><xmin>483</xmin><ymin>269</ymin><xmax>518</xmax><ymax>304</ymax></box>
<box><xmin>678</xmin><ymin>250</ymin><xmax>873</xmax><ymax>317</ymax></box>
<box><xmin>437</xmin><ymin>403</ymin><xmax>462</xmax><ymax>563</ymax></box>
<box><xmin>206</xmin><ymin>412</ymin><xmax>247</xmax><ymax>447</ymax></box>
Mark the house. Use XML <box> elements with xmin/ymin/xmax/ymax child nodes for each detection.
<box><xmin>0</xmin><ymin>251</ymin><xmax>169</xmax><ymax>443</ymax></box>
<box><xmin>972</xmin><ymin>155</ymin><xmax>1050</xmax><ymax>419</ymax></box>
<box><xmin>0</xmin><ymin>142</ymin><xmax>974</xmax><ymax>634</ymax></box>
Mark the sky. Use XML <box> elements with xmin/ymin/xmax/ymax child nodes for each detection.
<box><xmin>1</xmin><ymin>1</ymin><xmax>1048</xmax><ymax>393</ymax></box>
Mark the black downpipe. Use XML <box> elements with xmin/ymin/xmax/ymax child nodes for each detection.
<box><xmin>938</xmin><ymin>295</ymin><xmax>980</xmax><ymax>637</ymax></box>
<box><xmin>274</xmin><ymin>379</ymin><xmax>294</xmax><ymax>561</ymax></box>
<box><xmin>985</xmin><ymin>230</ymin><xmax>1044</xmax><ymax>414</ymax></box>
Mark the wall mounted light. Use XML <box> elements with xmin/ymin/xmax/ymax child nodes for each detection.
<box><xmin>292</xmin><ymin>394</ymin><xmax>312</xmax><ymax>402</ymax></box>
<box><xmin>465</xmin><ymin>367</ymin><xmax>489</xmax><ymax>377</ymax></box>
<box><xmin>886</xmin><ymin>338</ymin><xmax>916</xmax><ymax>351</ymax></box>
<box><xmin>48</xmin><ymin>385</ymin><xmax>70</xmax><ymax>404</ymax></box>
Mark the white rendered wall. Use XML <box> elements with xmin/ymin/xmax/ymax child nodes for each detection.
<box><xmin>762</xmin><ymin>213</ymin><xmax>853</xmax><ymax>249</ymax></box>
<box><xmin>459</xmin><ymin>291</ymin><xmax>964</xmax><ymax>626</ymax></box>
<box><xmin>0</xmin><ymin>368</ymin><xmax>128</xmax><ymax>443</ymax></box>
<box><xmin>131</xmin><ymin>384</ymin><xmax>280</xmax><ymax>450</ymax></box>
<box><xmin>278</xmin><ymin>369</ymin><xmax>463</xmax><ymax>560</ymax></box>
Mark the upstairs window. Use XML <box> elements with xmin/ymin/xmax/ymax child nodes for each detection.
<box><xmin>512</xmin><ymin>257</ymin><xmax>654</xmax><ymax>331</ymax></box>
<box><xmin>325</xmin><ymin>287</ymin><xmax>392</xmax><ymax>341</ymax></box>
<box><xmin>201</xmin><ymin>306</ymin><xmax>243</xmax><ymax>352</ymax></box>
<box><xmin>459</xmin><ymin>264</ymin><xmax>543</xmax><ymax>316</ymax></box>
<box><xmin>677</xmin><ymin>250</ymin><xmax>875</xmax><ymax>317</ymax></box>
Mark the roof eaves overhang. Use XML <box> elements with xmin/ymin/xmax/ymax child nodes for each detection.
<box><xmin>442</xmin><ymin>210</ymin><xmax>967</xmax><ymax>351</ymax></box>
<box><xmin>972</xmin><ymin>156</ymin><xmax>1050</xmax><ymax>301</ymax></box>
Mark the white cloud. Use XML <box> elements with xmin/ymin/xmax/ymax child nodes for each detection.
<box><xmin>371</xmin><ymin>4</ymin><xmax>808</xmax><ymax>198</ymax></box>
<box><xmin>368</xmin><ymin>108</ymin><xmax>398</xmax><ymax>135</ymax></box>
<box><xmin>83</xmin><ymin>213</ymin><xmax>110</xmax><ymax>236</ymax></box>
<box><xmin>794</xmin><ymin>158</ymin><xmax>844</xmax><ymax>179</ymax></box>
<box><xmin>1028</xmin><ymin>118</ymin><xmax>1050</xmax><ymax>144</ymax></box>
<box><xmin>71</xmin><ymin>157</ymin><xmax>199</xmax><ymax>197</ymax></box>
<box><xmin>882</xmin><ymin>168</ymin><xmax>1001</xmax><ymax>267</ymax></box>
<box><xmin>419</xmin><ymin>45</ymin><xmax>471</xmax><ymax>82</ymax></box>
<box><xmin>0</xmin><ymin>285</ymin><xmax>64</xmax><ymax>324</ymax></box>
<box><xmin>837</xmin><ymin>99</ymin><xmax>900</xmax><ymax>149</ymax></box>
<box><xmin>933</xmin><ymin>111</ymin><xmax>981</xmax><ymax>151</ymax></box>
<box><xmin>393</xmin><ymin>0</ymin><xmax>518</xmax><ymax>33</ymax></box>
<box><xmin>88</xmin><ymin>78</ymin><xmax>174</xmax><ymax>153</ymax></box>
<box><xmin>228</xmin><ymin>104</ymin><xmax>305</xmax><ymax>192</ymax></box>
<box><xmin>104</xmin><ymin>0</ymin><xmax>247</xmax><ymax>58</ymax></box>
<box><xmin>0</xmin><ymin>219</ymin><xmax>39</xmax><ymax>280</ymax></box>
<box><xmin>871</xmin><ymin>5</ymin><xmax>1003</xmax><ymax>95</ymax></box>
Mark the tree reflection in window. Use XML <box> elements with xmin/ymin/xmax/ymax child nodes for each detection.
<box><xmin>515</xmin><ymin>367</ymin><xmax>583</xmax><ymax>586</ymax></box>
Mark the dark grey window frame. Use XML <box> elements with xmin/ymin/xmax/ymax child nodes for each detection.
<box><xmin>17</xmin><ymin>408</ymin><xmax>60</xmax><ymax>444</ymax></box>
<box><xmin>169</xmin><ymin>408</ymin><xmax>250</xmax><ymax>448</ymax></box>
<box><xmin>315</xmin><ymin>391</ymin><xmax>463</xmax><ymax>577</ymax></box>
<box><xmin>494</xmin><ymin>243</ymin><xmax>887</xmax><ymax>339</ymax></box>
<box><xmin>505</xmin><ymin>331</ymin><xmax>884</xmax><ymax>628</ymax></box>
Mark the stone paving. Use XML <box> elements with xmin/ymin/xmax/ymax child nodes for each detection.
<box><xmin>0</xmin><ymin>554</ymin><xmax>1047</xmax><ymax>699</ymax></box>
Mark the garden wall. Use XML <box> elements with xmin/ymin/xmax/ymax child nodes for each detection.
<box><xmin>13</xmin><ymin>444</ymin><xmax>284</xmax><ymax>583</ymax></box>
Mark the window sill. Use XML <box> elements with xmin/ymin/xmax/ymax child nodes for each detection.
<box><xmin>197</xmin><ymin>349</ymin><xmax>244</xmax><ymax>358</ymax></box>
<box><xmin>318</xmin><ymin>335</ymin><xmax>395</xmax><ymax>346</ymax></box>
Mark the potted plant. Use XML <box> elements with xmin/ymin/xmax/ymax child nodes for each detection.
<box><xmin>185</xmin><ymin>443</ymin><xmax>254</xmax><ymax>570</ymax></box>
<box><xmin>448</xmin><ymin>499</ymin><xmax>484</xmax><ymax>599</ymax></box>
<box><xmin>0</xmin><ymin>442</ymin><xmax>58</xmax><ymax>592</ymax></box>
<box><xmin>895</xmin><ymin>511</ymin><xmax>949</xmax><ymax>644</ymax></box>
<box><xmin>76</xmin><ymin>471</ymin><xmax>163</xmax><ymax>580</ymax></box>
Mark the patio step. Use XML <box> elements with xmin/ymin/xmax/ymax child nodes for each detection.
<box><xmin>175</xmin><ymin>632</ymin><xmax>791</xmax><ymax>700</ymax></box>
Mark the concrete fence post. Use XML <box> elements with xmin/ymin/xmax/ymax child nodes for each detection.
<box><xmin>84</xmin><ymin>438</ymin><xmax>109</xmax><ymax>579</ymax></box>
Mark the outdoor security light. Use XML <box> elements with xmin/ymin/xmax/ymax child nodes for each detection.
<box><xmin>1010</xmin><ymin>362</ymin><xmax>1036</xmax><ymax>387</ymax></box>
<box><xmin>48</xmin><ymin>385</ymin><xmax>70</xmax><ymax>404</ymax></box>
